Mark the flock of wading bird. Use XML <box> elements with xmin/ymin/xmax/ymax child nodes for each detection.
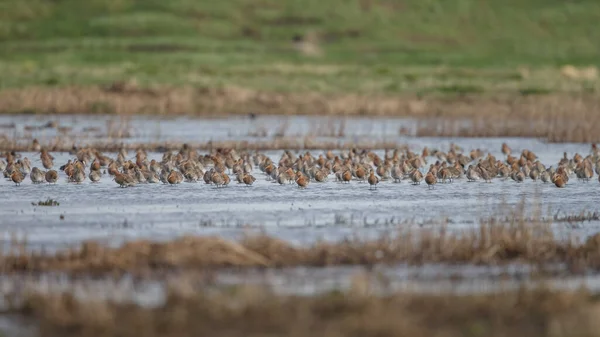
<box><xmin>2</xmin><ymin>141</ymin><xmax>600</xmax><ymax>190</ymax></box>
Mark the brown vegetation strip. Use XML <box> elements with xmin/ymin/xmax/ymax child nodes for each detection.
<box><xmin>0</xmin><ymin>137</ymin><xmax>407</xmax><ymax>153</ymax></box>
<box><xmin>11</xmin><ymin>285</ymin><xmax>600</xmax><ymax>337</ymax></box>
<box><xmin>2</xmin><ymin>85</ymin><xmax>600</xmax><ymax>142</ymax></box>
<box><xmin>2</xmin><ymin>221</ymin><xmax>600</xmax><ymax>274</ymax></box>
<box><xmin>0</xmin><ymin>85</ymin><xmax>597</xmax><ymax>118</ymax></box>
<box><xmin>415</xmin><ymin>116</ymin><xmax>600</xmax><ymax>143</ymax></box>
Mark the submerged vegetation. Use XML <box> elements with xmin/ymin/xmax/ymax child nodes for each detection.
<box><xmin>31</xmin><ymin>198</ymin><xmax>60</xmax><ymax>206</ymax></box>
<box><xmin>6</xmin><ymin>283</ymin><xmax>600</xmax><ymax>337</ymax></box>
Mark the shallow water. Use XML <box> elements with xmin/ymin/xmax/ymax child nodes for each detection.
<box><xmin>0</xmin><ymin>264</ymin><xmax>594</xmax><ymax>303</ymax></box>
<box><xmin>1</xmin><ymin>115</ymin><xmax>600</xmax><ymax>251</ymax></box>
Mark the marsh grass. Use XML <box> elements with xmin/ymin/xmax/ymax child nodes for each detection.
<box><xmin>3</xmin><ymin>86</ymin><xmax>600</xmax><ymax>144</ymax></box>
<box><xmin>1</xmin><ymin>218</ymin><xmax>600</xmax><ymax>275</ymax></box>
<box><xmin>8</xmin><ymin>283</ymin><xmax>600</xmax><ymax>337</ymax></box>
<box><xmin>0</xmin><ymin>135</ymin><xmax>408</xmax><ymax>153</ymax></box>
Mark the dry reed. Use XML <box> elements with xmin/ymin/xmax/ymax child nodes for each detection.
<box><xmin>0</xmin><ymin>136</ymin><xmax>405</xmax><ymax>153</ymax></box>
<box><xmin>2</xmin><ymin>85</ymin><xmax>600</xmax><ymax>142</ymax></box>
<box><xmin>1</xmin><ymin>220</ymin><xmax>599</xmax><ymax>275</ymax></box>
<box><xmin>8</xmin><ymin>283</ymin><xmax>600</xmax><ymax>337</ymax></box>
<box><xmin>0</xmin><ymin>85</ymin><xmax>597</xmax><ymax>119</ymax></box>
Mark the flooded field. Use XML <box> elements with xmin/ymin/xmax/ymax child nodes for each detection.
<box><xmin>0</xmin><ymin>151</ymin><xmax>598</xmax><ymax>251</ymax></box>
<box><xmin>2</xmin><ymin>113</ymin><xmax>600</xmax><ymax>336</ymax></box>
<box><xmin>1</xmin><ymin>115</ymin><xmax>599</xmax><ymax>251</ymax></box>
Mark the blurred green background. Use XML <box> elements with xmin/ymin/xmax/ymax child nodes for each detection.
<box><xmin>1</xmin><ymin>0</ymin><xmax>598</xmax><ymax>94</ymax></box>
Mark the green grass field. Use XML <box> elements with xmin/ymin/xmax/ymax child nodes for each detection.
<box><xmin>1</xmin><ymin>0</ymin><xmax>599</xmax><ymax>95</ymax></box>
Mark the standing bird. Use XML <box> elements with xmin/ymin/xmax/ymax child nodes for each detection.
<box><xmin>410</xmin><ymin>169</ymin><xmax>423</xmax><ymax>185</ymax></box>
<box><xmin>501</xmin><ymin>143</ymin><xmax>511</xmax><ymax>156</ymax></box>
<box><xmin>11</xmin><ymin>171</ymin><xmax>24</xmax><ymax>186</ymax></box>
<box><xmin>368</xmin><ymin>170</ymin><xmax>379</xmax><ymax>190</ymax></box>
<box><xmin>391</xmin><ymin>166</ymin><xmax>403</xmax><ymax>183</ymax></box>
<box><xmin>355</xmin><ymin>166</ymin><xmax>366</xmax><ymax>182</ymax></box>
<box><xmin>210</xmin><ymin>171</ymin><xmax>224</xmax><ymax>187</ymax></box>
<box><xmin>30</xmin><ymin>167</ymin><xmax>45</xmax><ymax>184</ymax></box>
<box><xmin>342</xmin><ymin>170</ymin><xmax>352</xmax><ymax>184</ymax></box>
<box><xmin>540</xmin><ymin>170</ymin><xmax>551</xmax><ymax>183</ymax></box>
<box><xmin>45</xmin><ymin>170</ymin><xmax>58</xmax><ymax>184</ymax></box>
<box><xmin>89</xmin><ymin>170</ymin><xmax>101</xmax><ymax>183</ymax></box>
<box><xmin>466</xmin><ymin>165</ymin><xmax>480</xmax><ymax>182</ymax></box>
<box><xmin>168</xmin><ymin>170</ymin><xmax>184</xmax><ymax>185</ymax></box>
<box><xmin>295</xmin><ymin>171</ymin><xmax>309</xmax><ymax>189</ymax></box>
<box><xmin>477</xmin><ymin>163</ymin><xmax>492</xmax><ymax>183</ymax></box>
<box><xmin>114</xmin><ymin>172</ymin><xmax>136</xmax><ymax>188</ymax></box>
<box><xmin>71</xmin><ymin>164</ymin><xmax>86</xmax><ymax>184</ymax></box>
<box><xmin>425</xmin><ymin>172</ymin><xmax>437</xmax><ymax>189</ymax></box>
<box><xmin>222</xmin><ymin>173</ymin><xmax>231</xmax><ymax>187</ymax></box>
<box><xmin>554</xmin><ymin>175</ymin><xmax>566</xmax><ymax>188</ymax></box>
<box><xmin>242</xmin><ymin>174</ymin><xmax>256</xmax><ymax>186</ymax></box>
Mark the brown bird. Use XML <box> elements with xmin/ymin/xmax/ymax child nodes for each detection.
<box><xmin>438</xmin><ymin>167</ymin><xmax>452</xmax><ymax>183</ymax></box>
<box><xmin>554</xmin><ymin>175</ymin><xmax>566</xmax><ymax>188</ymax></box>
<box><xmin>342</xmin><ymin>170</ymin><xmax>352</xmax><ymax>184</ymax></box>
<box><xmin>41</xmin><ymin>152</ymin><xmax>54</xmax><ymax>170</ymax></box>
<box><xmin>168</xmin><ymin>170</ymin><xmax>184</xmax><ymax>185</ymax></box>
<box><xmin>410</xmin><ymin>169</ymin><xmax>423</xmax><ymax>185</ymax></box>
<box><xmin>477</xmin><ymin>163</ymin><xmax>492</xmax><ymax>183</ymax></box>
<box><xmin>391</xmin><ymin>166</ymin><xmax>403</xmax><ymax>183</ymax></box>
<box><xmin>11</xmin><ymin>171</ymin><xmax>24</xmax><ymax>186</ymax></box>
<box><xmin>45</xmin><ymin>170</ymin><xmax>58</xmax><ymax>184</ymax></box>
<box><xmin>90</xmin><ymin>159</ymin><xmax>101</xmax><ymax>172</ymax></box>
<box><xmin>425</xmin><ymin>172</ymin><xmax>437</xmax><ymax>189</ymax></box>
<box><xmin>314</xmin><ymin>169</ymin><xmax>328</xmax><ymax>182</ymax></box>
<box><xmin>295</xmin><ymin>171</ymin><xmax>309</xmax><ymax>189</ymax></box>
<box><xmin>114</xmin><ymin>172</ymin><xmax>136</xmax><ymax>188</ymax></box>
<box><xmin>466</xmin><ymin>165</ymin><xmax>480</xmax><ymax>182</ymax></box>
<box><xmin>222</xmin><ymin>172</ymin><xmax>231</xmax><ymax>186</ymax></box>
<box><xmin>355</xmin><ymin>166</ymin><xmax>366</xmax><ymax>182</ymax></box>
<box><xmin>71</xmin><ymin>165</ymin><xmax>86</xmax><ymax>184</ymax></box>
<box><xmin>242</xmin><ymin>174</ymin><xmax>256</xmax><ymax>186</ymax></box>
<box><xmin>501</xmin><ymin>143</ymin><xmax>511</xmax><ymax>156</ymax></box>
<box><xmin>368</xmin><ymin>170</ymin><xmax>379</xmax><ymax>190</ymax></box>
<box><xmin>211</xmin><ymin>171</ymin><xmax>225</xmax><ymax>187</ymax></box>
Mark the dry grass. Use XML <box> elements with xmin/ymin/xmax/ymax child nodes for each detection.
<box><xmin>9</xmin><ymin>283</ymin><xmax>600</xmax><ymax>337</ymax></box>
<box><xmin>3</xmin><ymin>85</ymin><xmax>600</xmax><ymax>142</ymax></box>
<box><xmin>0</xmin><ymin>85</ymin><xmax>597</xmax><ymax>119</ymax></box>
<box><xmin>0</xmin><ymin>85</ymin><xmax>422</xmax><ymax>117</ymax></box>
<box><xmin>2</xmin><ymin>220</ymin><xmax>600</xmax><ymax>275</ymax></box>
<box><xmin>0</xmin><ymin>136</ymin><xmax>405</xmax><ymax>153</ymax></box>
<box><xmin>414</xmin><ymin>115</ymin><xmax>600</xmax><ymax>143</ymax></box>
